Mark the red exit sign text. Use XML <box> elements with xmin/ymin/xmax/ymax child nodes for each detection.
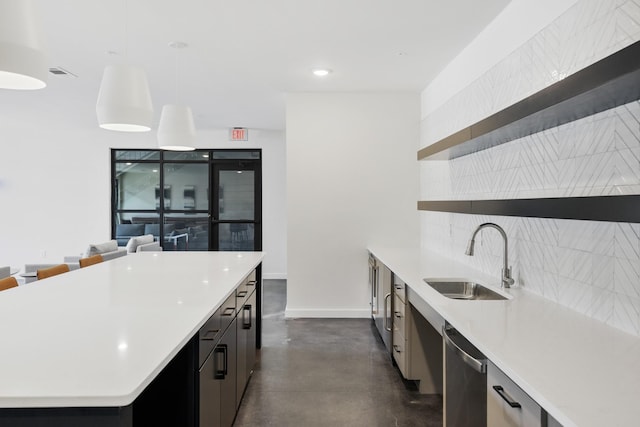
<box><xmin>230</xmin><ymin>127</ymin><xmax>248</xmax><ymax>141</ymax></box>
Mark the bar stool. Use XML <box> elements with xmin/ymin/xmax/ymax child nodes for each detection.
<box><xmin>0</xmin><ymin>276</ymin><xmax>18</xmax><ymax>291</ymax></box>
<box><xmin>79</xmin><ymin>254</ymin><xmax>104</xmax><ymax>268</ymax></box>
<box><xmin>36</xmin><ymin>264</ymin><xmax>70</xmax><ymax>280</ymax></box>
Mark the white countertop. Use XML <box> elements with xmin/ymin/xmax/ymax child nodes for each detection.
<box><xmin>0</xmin><ymin>251</ymin><xmax>264</xmax><ymax>408</ymax></box>
<box><xmin>368</xmin><ymin>246</ymin><xmax>640</xmax><ymax>427</ymax></box>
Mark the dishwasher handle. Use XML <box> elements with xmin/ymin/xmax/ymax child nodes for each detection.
<box><xmin>443</xmin><ymin>325</ymin><xmax>487</xmax><ymax>374</ymax></box>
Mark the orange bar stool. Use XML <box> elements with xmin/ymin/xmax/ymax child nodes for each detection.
<box><xmin>0</xmin><ymin>276</ymin><xmax>18</xmax><ymax>291</ymax></box>
<box><xmin>36</xmin><ymin>264</ymin><xmax>70</xmax><ymax>280</ymax></box>
<box><xmin>79</xmin><ymin>254</ymin><xmax>104</xmax><ymax>268</ymax></box>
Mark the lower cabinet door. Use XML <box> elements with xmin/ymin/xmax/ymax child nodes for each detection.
<box><xmin>236</xmin><ymin>290</ymin><xmax>258</xmax><ymax>405</ymax></box>
<box><xmin>392</xmin><ymin>336</ymin><xmax>408</xmax><ymax>377</ymax></box>
<box><xmin>236</xmin><ymin>306</ymin><xmax>248</xmax><ymax>407</ymax></box>
<box><xmin>199</xmin><ymin>350</ymin><xmax>221</xmax><ymax>427</ymax></box>
<box><xmin>487</xmin><ymin>361</ymin><xmax>541</xmax><ymax>427</ymax></box>
<box><xmin>245</xmin><ymin>290</ymin><xmax>258</xmax><ymax>374</ymax></box>
<box><xmin>219</xmin><ymin>318</ymin><xmax>238</xmax><ymax>427</ymax></box>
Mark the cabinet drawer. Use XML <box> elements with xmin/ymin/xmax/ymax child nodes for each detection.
<box><xmin>236</xmin><ymin>283</ymin><xmax>250</xmax><ymax>312</ymax></box>
<box><xmin>198</xmin><ymin>313</ymin><xmax>221</xmax><ymax>367</ymax></box>
<box><xmin>487</xmin><ymin>361</ymin><xmax>541</xmax><ymax>427</ymax></box>
<box><xmin>393</xmin><ymin>294</ymin><xmax>407</xmax><ymax>338</ymax></box>
<box><xmin>393</xmin><ymin>275</ymin><xmax>406</xmax><ymax>303</ymax></box>
<box><xmin>245</xmin><ymin>270</ymin><xmax>258</xmax><ymax>292</ymax></box>
<box><xmin>198</xmin><ymin>289</ymin><xmax>238</xmax><ymax>367</ymax></box>
<box><xmin>219</xmin><ymin>292</ymin><xmax>237</xmax><ymax>333</ymax></box>
<box><xmin>236</xmin><ymin>270</ymin><xmax>257</xmax><ymax>312</ymax></box>
<box><xmin>246</xmin><ymin>269</ymin><xmax>257</xmax><ymax>285</ymax></box>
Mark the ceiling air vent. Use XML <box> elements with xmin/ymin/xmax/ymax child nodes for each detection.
<box><xmin>48</xmin><ymin>67</ymin><xmax>77</xmax><ymax>77</ymax></box>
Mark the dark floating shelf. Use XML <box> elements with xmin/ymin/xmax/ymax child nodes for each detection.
<box><xmin>418</xmin><ymin>196</ymin><xmax>640</xmax><ymax>223</ymax></box>
<box><xmin>418</xmin><ymin>40</ymin><xmax>640</xmax><ymax>160</ymax></box>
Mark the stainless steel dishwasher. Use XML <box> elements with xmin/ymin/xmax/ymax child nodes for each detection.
<box><xmin>443</xmin><ymin>323</ymin><xmax>487</xmax><ymax>427</ymax></box>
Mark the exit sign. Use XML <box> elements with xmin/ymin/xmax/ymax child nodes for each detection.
<box><xmin>230</xmin><ymin>127</ymin><xmax>248</xmax><ymax>141</ymax></box>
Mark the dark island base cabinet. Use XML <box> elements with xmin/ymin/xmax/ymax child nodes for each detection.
<box><xmin>0</xmin><ymin>407</ymin><xmax>134</xmax><ymax>427</ymax></box>
<box><xmin>0</xmin><ymin>266</ymin><xmax>262</xmax><ymax>427</ymax></box>
<box><xmin>197</xmin><ymin>268</ymin><xmax>259</xmax><ymax>427</ymax></box>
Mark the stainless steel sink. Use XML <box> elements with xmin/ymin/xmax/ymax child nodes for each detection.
<box><xmin>423</xmin><ymin>279</ymin><xmax>508</xmax><ymax>301</ymax></box>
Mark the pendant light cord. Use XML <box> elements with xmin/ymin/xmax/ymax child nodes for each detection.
<box><xmin>174</xmin><ymin>47</ymin><xmax>178</xmax><ymax>103</ymax></box>
<box><xmin>123</xmin><ymin>0</ymin><xmax>129</xmax><ymax>59</ymax></box>
<box><xmin>169</xmin><ymin>41</ymin><xmax>187</xmax><ymax>104</ymax></box>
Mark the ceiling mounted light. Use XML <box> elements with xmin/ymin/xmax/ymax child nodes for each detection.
<box><xmin>0</xmin><ymin>0</ymin><xmax>47</xmax><ymax>90</ymax></box>
<box><xmin>158</xmin><ymin>41</ymin><xmax>196</xmax><ymax>151</ymax></box>
<box><xmin>96</xmin><ymin>0</ymin><xmax>153</xmax><ymax>132</ymax></box>
<box><xmin>96</xmin><ymin>64</ymin><xmax>154</xmax><ymax>132</ymax></box>
<box><xmin>158</xmin><ymin>105</ymin><xmax>196</xmax><ymax>151</ymax></box>
<box><xmin>312</xmin><ymin>69</ymin><xmax>331</xmax><ymax>77</ymax></box>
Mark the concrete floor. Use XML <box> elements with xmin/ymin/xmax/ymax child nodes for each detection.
<box><xmin>234</xmin><ymin>280</ymin><xmax>443</xmax><ymax>426</ymax></box>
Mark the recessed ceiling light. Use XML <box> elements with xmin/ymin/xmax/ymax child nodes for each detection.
<box><xmin>168</xmin><ymin>41</ymin><xmax>188</xmax><ymax>49</ymax></box>
<box><xmin>312</xmin><ymin>69</ymin><xmax>331</xmax><ymax>77</ymax></box>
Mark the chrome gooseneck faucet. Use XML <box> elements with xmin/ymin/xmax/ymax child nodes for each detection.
<box><xmin>465</xmin><ymin>222</ymin><xmax>514</xmax><ymax>288</ymax></box>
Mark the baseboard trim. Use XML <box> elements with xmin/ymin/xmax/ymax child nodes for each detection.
<box><xmin>262</xmin><ymin>273</ymin><xmax>287</xmax><ymax>280</ymax></box>
<box><xmin>284</xmin><ymin>308</ymin><xmax>370</xmax><ymax>319</ymax></box>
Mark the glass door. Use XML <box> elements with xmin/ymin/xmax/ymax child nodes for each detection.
<box><xmin>212</xmin><ymin>160</ymin><xmax>261</xmax><ymax>251</ymax></box>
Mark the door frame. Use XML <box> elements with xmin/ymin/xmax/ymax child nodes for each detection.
<box><xmin>210</xmin><ymin>158</ymin><xmax>262</xmax><ymax>251</ymax></box>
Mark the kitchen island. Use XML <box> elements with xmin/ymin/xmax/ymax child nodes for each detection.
<box><xmin>369</xmin><ymin>246</ymin><xmax>640</xmax><ymax>427</ymax></box>
<box><xmin>0</xmin><ymin>251</ymin><xmax>264</xmax><ymax>426</ymax></box>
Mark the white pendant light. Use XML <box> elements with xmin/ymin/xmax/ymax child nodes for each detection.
<box><xmin>0</xmin><ymin>0</ymin><xmax>47</xmax><ymax>90</ymax></box>
<box><xmin>157</xmin><ymin>41</ymin><xmax>196</xmax><ymax>151</ymax></box>
<box><xmin>96</xmin><ymin>64</ymin><xmax>154</xmax><ymax>132</ymax></box>
<box><xmin>158</xmin><ymin>104</ymin><xmax>196</xmax><ymax>151</ymax></box>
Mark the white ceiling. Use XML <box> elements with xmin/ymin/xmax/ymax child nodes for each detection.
<box><xmin>2</xmin><ymin>0</ymin><xmax>511</xmax><ymax>131</ymax></box>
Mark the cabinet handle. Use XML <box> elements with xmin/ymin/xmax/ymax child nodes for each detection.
<box><xmin>213</xmin><ymin>345</ymin><xmax>227</xmax><ymax>379</ymax></box>
<box><xmin>393</xmin><ymin>344</ymin><xmax>402</xmax><ymax>353</ymax></box>
<box><xmin>222</xmin><ymin>307</ymin><xmax>235</xmax><ymax>316</ymax></box>
<box><xmin>373</xmin><ymin>267</ymin><xmax>378</xmax><ymax>298</ymax></box>
<box><xmin>243</xmin><ymin>304</ymin><xmax>252</xmax><ymax>329</ymax></box>
<box><xmin>383</xmin><ymin>293</ymin><xmax>392</xmax><ymax>332</ymax></box>
<box><xmin>395</xmin><ymin>284</ymin><xmax>403</xmax><ymax>290</ymax></box>
<box><xmin>247</xmin><ymin>280</ymin><xmax>257</xmax><ymax>287</ymax></box>
<box><xmin>493</xmin><ymin>386</ymin><xmax>522</xmax><ymax>408</ymax></box>
<box><xmin>201</xmin><ymin>329</ymin><xmax>220</xmax><ymax>341</ymax></box>
<box><xmin>394</xmin><ymin>311</ymin><xmax>402</xmax><ymax>319</ymax></box>
<box><xmin>237</xmin><ymin>290</ymin><xmax>248</xmax><ymax>298</ymax></box>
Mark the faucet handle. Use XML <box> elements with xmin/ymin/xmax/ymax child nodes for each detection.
<box><xmin>502</xmin><ymin>267</ymin><xmax>515</xmax><ymax>288</ymax></box>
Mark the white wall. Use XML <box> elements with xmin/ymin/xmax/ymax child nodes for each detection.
<box><xmin>420</xmin><ymin>0</ymin><xmax>640</xmax><ymax>336</ymax></box>
<box><xmin>421</xmin><ymin>0</ymin><xmax>579</xmax><ymax>119</ymax></box>
<box><xmin>0</xmin><ymin>125</ymin><xmax>287</xmax><ymax>279</ymax></box>
<box><xmin>286</xmin><ymin>92</ymin><xmax>419</xmax><ymax>317</ymax></box>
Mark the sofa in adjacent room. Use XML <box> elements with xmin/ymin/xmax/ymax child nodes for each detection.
<box><xmin>125</xmin><ymin>234</ymin><xmax>161</xmax><ymax>253</ymax></box>
<box><xmin>85</xmin><ymin>239</ymin><xmax>126</xmax><ymax>259</ymax></box>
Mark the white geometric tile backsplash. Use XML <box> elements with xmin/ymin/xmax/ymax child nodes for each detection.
<box><xmin>420</xmin><ymin>0</ymin><xmax>640</xmax><ymax>336</ymax></box>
